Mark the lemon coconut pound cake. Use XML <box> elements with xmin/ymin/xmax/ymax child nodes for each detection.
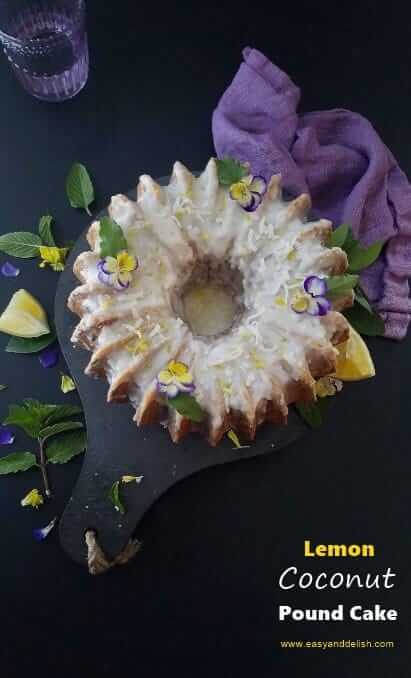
<box><xmin>68</xmin><ymin>158</ymin><xmax>354</xmax><ymax>445</ymax></box>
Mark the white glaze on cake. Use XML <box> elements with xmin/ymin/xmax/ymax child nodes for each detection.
<box><xmin>68</xmin><ymin>159</ymin><xmax>352</xmax><ymax>444</ymax></box>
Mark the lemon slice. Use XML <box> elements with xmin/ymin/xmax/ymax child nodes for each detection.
<box><xmin>333</xmin><ymin>325</ymin><xmax>375</xmax><ymax>381</ymax></box>
<box><xmin>0</xmin><ymin>289</ymin><xmax>50</xmax><ymax>338</ymax></box>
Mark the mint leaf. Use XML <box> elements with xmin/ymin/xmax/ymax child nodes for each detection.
<box><xmin>46</xmin><ymin>430</ymin><xmax>87</xmax><ymax>464</ymax></box>
<box><xmin>295</xmin><ymin>401</ymin><xmax>326</xmax><ymax>429</ymax></box>
<box><xmin>99</xmin><ymin>217</ymin><xmax>128</xmax><ymax>257</ymax></box>
<box><xmin>344</xmin><ymin>304</ymin><xmax>385</xmax><ymax>337</ymax></box>
<box><xmin>43</xmin><ymin>404</ymin><xmax>83</xmax><ymax>425</ymax></box>
<box><xmin>354</xmin><ymin>286</ymin><xmax>373</xmax><ymax>314</ymax></box>
<box><xmin>39</xmin><ymin>420</ymin><xmax>83</xmax><ymax>442</ymax></box>
<box><xmin>348</xmin><ymin>241</ymin><xmax>383</xmax><ymax>272</ymax></box>
<box><xmin>342</xmin><ymin>229</ymin><xmax>357</xmax><ymax>253</ymax></box>
<box><xmin>167</xmin><ymin>393</ymin><xmax>205</xmax><ymax>423</ymax></box>
<box><xmin>3</xmin><ymin>402</ymin><xmax>45</xmax><ymax>438</ymax></box>
<box><xmin>328</xmin><ymin>223</ymin><xmax>350</xmax><ymax>248</ymax></box>
<box><xmin>326</xmin><ymin>274</ymin><xmax>359</xmax><ymax>298</ymax></box>
<box><xmin>0</xmin><ymin>232</ymin><xmax>42</xmax><ymax>258</ymax></box>
<box><xmin>6</xmin><ymin>329</ymin><xmax>56</xmax><ymax>354</ymax></box>
<box><xmin>3</xmin><ymin>400</ymin><xmax>83</xmax><ymax>438</ymax></box>
<box><xmin>108</xmin><ymin>480</ymin><xmax>126</xmax><ymax>514</ymax></box>
<box><xmin>38</xmin><ymin>215</ymin><xmax>56</xmax><ymax>247</ymax></box>
<box><xmin>216</xmin><ymin>157</ymin><xmax>249</xmax><ymax>186</ymax></box>
<box><xmin>0</xmin><ymin>451</ymin><xmax>36</xmax><ymax>475</ymax></box>
<box><xmin>66</xmin><ymin>163</ymin><xmax>95</xmax><ymax>216</ymax></box>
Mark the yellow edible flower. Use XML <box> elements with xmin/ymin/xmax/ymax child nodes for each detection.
<box><xmin>249</xmin><ymin>350</ymin><xmax>265</xmax><ymax>369</ymax></box>
<box><xmin>121</xmin><ymin>475</ymin><xmax>144</xmax><ymax>484</ymax></box>
<box><xmin>39</xmin><ymin>246</ymin><xmax>69</xmax><ymax>272</ymax></box>
<box><xmin>98</xmin><ymin>250</ymin><xmax>138</xmax><ymax>289</ymax></box>
<box><xmin>126</xmin><ymin>337</ymin><xmax>150</xmax><ymax>355</ymax></box>
<box><xmin>21</xmin><ymin>488</ymin><xmax>44</xmax><ymax>509</ymax></box>
<box><xmin>61</xmin><ymin>374</ymin><xmax>76</xmax><ymax>393</ymax></box>
<box><xmin>157</xmin><ymin>360</ymin><xmax>195</xmax><ymax>398</ymax></box>
<box><xmin>315</xmin><ymin>376</ymin><xmax>343</xmax><ymax>398</ymax></box>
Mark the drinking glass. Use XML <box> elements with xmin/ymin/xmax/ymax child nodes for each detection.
<box><xmin>0</xmin><ymin>0</ymin><xmax>89</xmax><ymax>102</ymax></box>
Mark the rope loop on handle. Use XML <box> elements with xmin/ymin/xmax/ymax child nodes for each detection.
<box><xmin>85</xmin><ymin>530</ymin><xmax>142</xmax><ymax>575</ymax></box>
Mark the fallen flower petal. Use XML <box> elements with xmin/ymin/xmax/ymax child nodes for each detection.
<box><xmin>1</xmin><ymin>262</ymin><xmax>20</xmax><ymax>277</ymax></box>
<box><xmin>39</xmin><ymin>344</ymin><xmax>59</xmax><ymax>368</ymax></box>
<box><xmin>21</xmin><ymin>488</ymin><xmax>44</xmax><ymax>509</ymax></box>
<box><xmin>227</xmin><ymin>430</ymin><xmax>250</xmax><ymax>449</ymax></box>
<box><xmin>0</xmin><ymin>426</ymin><xmax>15</xmax><ymax>445</ymax></box>
<box><xmin>61</xmin><ymin>374</ymin><xmax>76</xmax><ymax>393</ymax></box>
<box><xmin>33</xmin><ymin>516</ymin><xmax>57</xmax><ymax>541</ymax></box>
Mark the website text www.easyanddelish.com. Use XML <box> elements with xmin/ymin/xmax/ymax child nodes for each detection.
<box><xmin>280</xmin><ymin>639</ymin><xmax>395</xmax><ymax>650</ymax></box>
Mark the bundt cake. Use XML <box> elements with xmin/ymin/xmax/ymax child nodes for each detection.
<box><xmin>68</xmin><ymin>158</ymin><xmax>352</xmax><ymax>445</ymax></box>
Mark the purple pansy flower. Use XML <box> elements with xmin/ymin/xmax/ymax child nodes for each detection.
<box><xmin>98</xmin><ymin>251</ymin><xmax>138</xmax><ymax>290</ymax></box>
<box><xmin>156</xmin><ymin>360</ymin><xmax>195</xmax><ymax>399</ymax></box>
<box><xmin>39</xmin><ymin>344</ymin><xmax>60</xmax><ymax>368</ymax></box>
<box><xmin>0</xmin><ymin>426</ymin><xmax>15</xmax><ymax>445</ymax></box>
<box><xmin>1</xmin><ymin>262</ymin><xmax>20</xmax><ymax>278</ymax></box>
<box><xmin>229</xmin><ymin>175</ymin><xmax>267</xmax><ymax>212</ymax></box>
<box><xmin>291</xmin><ymin>275</ymin><xmax>331</xmax><ymax>317</ymax></box>
<box><xmin>33</xmin><ymin>517</ymin><xmax>57</xmax><ymax>542</ymax></box>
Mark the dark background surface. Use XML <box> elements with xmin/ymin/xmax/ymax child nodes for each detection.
<box><xmin>0</xmin><ymin>1</ymin><xmax>410</xmax><ymax>676</ymax></box>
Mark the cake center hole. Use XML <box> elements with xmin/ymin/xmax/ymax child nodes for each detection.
<box><xmin>182</xmin><ymin>284</ymin><xmax>238</xmax><ymax>337</ymax></box>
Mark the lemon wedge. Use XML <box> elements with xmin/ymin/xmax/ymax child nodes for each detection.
<box><xmin>0</xmin><ymin>289</ymin><xmax>50</xmax><ymax>338</ymax></box>
<box><xmin>333</xmin><ymin>325</ymin><xmax>375</xmax><ymax>381</ymax></box>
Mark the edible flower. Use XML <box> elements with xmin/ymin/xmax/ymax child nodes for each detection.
<box><xmin>33</xmin><ymin>517</ymin><xmax>57</xmax><ymax>541</ymax></box>
<box><xmin>21</xmin><ymin>488</ymin><xmax>44</xmax><ymax>509</ymax></box>
<box><xmin>229</xmin><ymin>175</ymin><xmax>267</xmax><ymax>212</ymax></box>
<box><xmin>97</xmin><ymin>250</ymin><xmax>138</xmax><ymax>290</ymax></box>
<box><xmin>291</xmin><ymin>275</ymin><xmax>331</xmax><ymax>316</ymax></box>
<box><xmin>39</xmin><ymin>344</ymin><xmax>60</xmax><ymax>368</ymax></box>
<box><xmin>157</xmin><ymin>360</ymin><xmax>195</xmax><ymax>399</ymax></box>
<box><xmin>1</xmin><ymin>262</ymin><xmax>20</xmax><ymax>277</ymax></box>
<box><xmin>0</xmin><ymin>426</ymin><xmax>15</xmax><ymax>445</ymax></box>
<box><xmin>61</xmin><ymin>374</ymin><xmax>76</xmax><ymax>393</ymax></box>
<box><xmin>227</xmin><ymin>430</ymin><xmax>250</xmax><ymax>449</ymax></box>
<box><xmin>39</xmin><ymin>246</ymin><xmax>68</xmax><ymax>272</ymax></box>
<box><xmin>121</xmin><ymin>475</ymin><xmax>144</xmax><ymax>484</ymax></box>
<box><xmin>315</xmin><ymin>376</ymin><xmax>343</xmax><ymax>398</ymax></box>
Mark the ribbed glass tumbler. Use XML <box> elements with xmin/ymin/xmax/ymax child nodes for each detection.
<box><xmin>0</xmin><ymin>0</ymin><xmax>88</xmax><ymax>102</ymax></box>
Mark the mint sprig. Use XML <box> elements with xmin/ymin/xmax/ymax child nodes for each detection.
<box><xmin>0</xmin><ymin>214</ymin><xmax>69</xmax><ymax>276</ymax></box>
<box><xmin>216</xmin><ymin>157</ymin><xmax>249</xmax><ymax>186</ymax></box>
<box><xmin>328</xmin><ymin>224</ymin><xmax>385</xmax><ymax>336</ymax></box>
<box><xmin>1</xmin><ymin>399</ymin><xmax>85</xmax><ymax>496</ymax></box>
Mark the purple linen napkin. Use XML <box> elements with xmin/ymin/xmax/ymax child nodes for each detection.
<box><xmin>212</xmin><ymin>47</ymin><xmax>411</xmax><ymax>339</ymax></box>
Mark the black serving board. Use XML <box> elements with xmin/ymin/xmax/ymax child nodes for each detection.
<box><xmin>55</xmin><ymin>177</ymin><xmax>307</xmax><ymax>566</ymax></box>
